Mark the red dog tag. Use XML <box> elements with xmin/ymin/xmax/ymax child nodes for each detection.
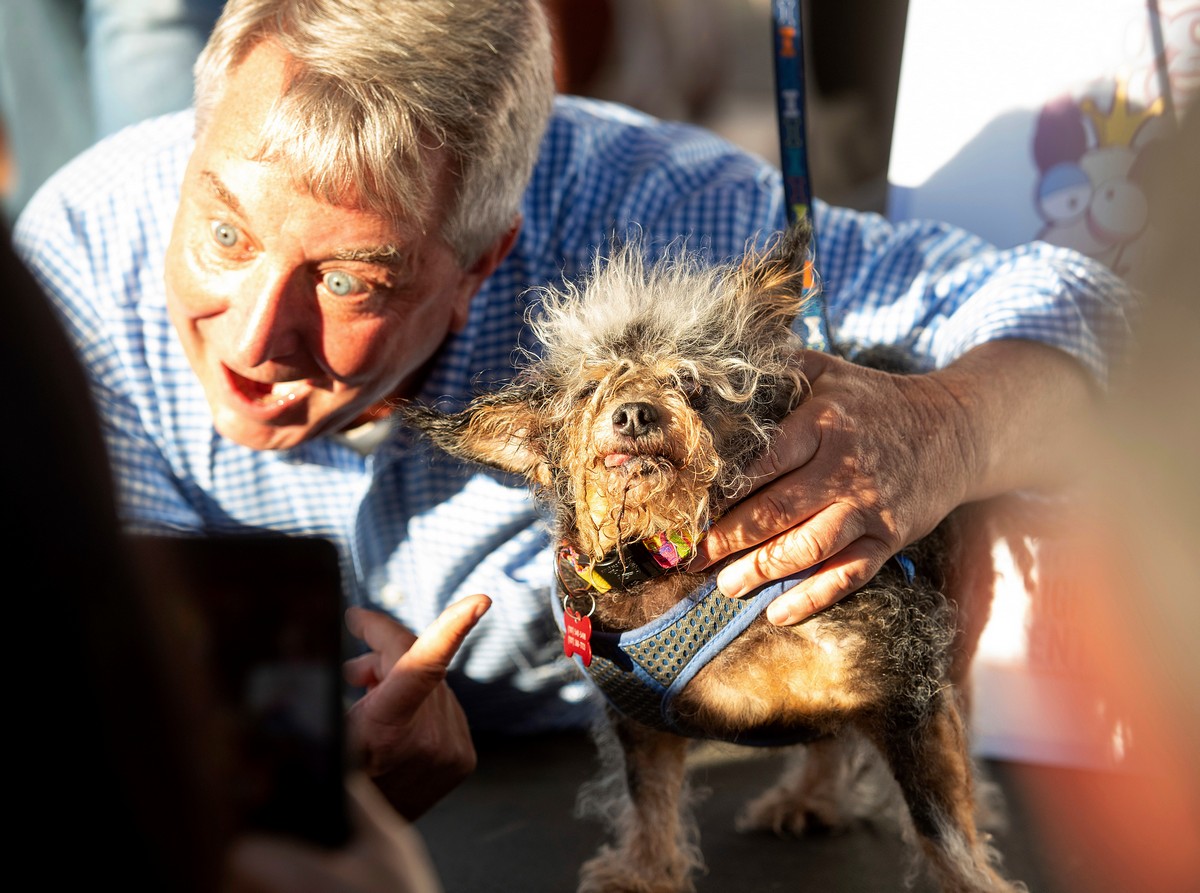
<box><xmin>563</xmin><ymin>608</ymin><xmax>593</xmax><ymax>666</ymax></box>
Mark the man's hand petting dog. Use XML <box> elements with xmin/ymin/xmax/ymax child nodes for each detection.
<box><xmin>343</xmin><ymin>596</ymin><xmax>491</xmax><ymax>820</ymax></box>
<box><xmin>695</xmin><ymin>339</ymin><xmax>1092</xmax><ymax>626</ymax></box>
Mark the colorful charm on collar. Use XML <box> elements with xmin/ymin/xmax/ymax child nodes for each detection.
<box><xmin>558</xmin><ymin>542</ymin><xmax>613</xmax><ymax>593</ymax></box>
<box><xmin>557</xmin><ymin>530</ymin><xmax>696</xmax><ymax>594</ymax></box>
<box><xmin>642</xmin><ymin>530</ymin><xmax>694</xmax><ymax>568</ymax></box>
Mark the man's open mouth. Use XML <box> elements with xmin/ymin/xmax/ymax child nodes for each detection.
<box><xmin>224</xmin><ymin>366</ymin><xmax>307</xmax><ymax>407</ymax></box>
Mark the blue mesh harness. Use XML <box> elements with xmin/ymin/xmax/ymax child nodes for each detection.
<box><xmin>556</xmin><ymin>567</ymin><xmax>816</xmax><ymax>744</ymax></box>
<box><xmin>555</xmin><ymin>553</ymin><xmax>917</xmax><ymax>744</ymax></box>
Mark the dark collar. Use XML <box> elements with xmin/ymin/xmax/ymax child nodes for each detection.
<box><xmin>557</xmin><ymin>532</ymin><xmax>695</xmax><ymax>593</ymax></box>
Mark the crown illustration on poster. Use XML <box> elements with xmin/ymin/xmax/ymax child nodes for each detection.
<box><xmin>1080</xmin><ymin>77</ymin><xmax>1164</xmax><ymax>148</ymax></box>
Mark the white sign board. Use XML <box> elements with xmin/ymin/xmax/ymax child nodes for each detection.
<box><xmin>888</xmin><ymin>0</ymin><xmax>1198</xmax><ymax>768</ymax></box>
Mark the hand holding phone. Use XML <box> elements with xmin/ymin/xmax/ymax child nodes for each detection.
<box><xmin>225</xmin><ymin>773</ymin><xmax>443</xmax><ymax>893</ymax></box>
<box><xmin>129</xmin><ymin>533</ymin><xmax>351</xmax><ymax>848</ymax></box>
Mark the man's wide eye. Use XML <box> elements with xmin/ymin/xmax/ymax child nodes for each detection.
<box><xmin>211</xmin><ymin>220</ymin><xmax>239</xmax><ymax>247</ymax></box>
<box><xmin>323</xmin><ymin>270</ymin><xmax>363</xmax><ymax>296</ymax></box>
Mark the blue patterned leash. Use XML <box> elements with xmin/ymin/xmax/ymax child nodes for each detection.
<box><xmin>772</xmin><ymin>0</ymin><xmax>831</xmax><ymax>352</ymax></box>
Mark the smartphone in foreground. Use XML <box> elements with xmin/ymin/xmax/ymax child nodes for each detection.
<box><xmin>129</xmin><ymin>532</ymin><xmax>351</xmax><ymax>848</ymax></box>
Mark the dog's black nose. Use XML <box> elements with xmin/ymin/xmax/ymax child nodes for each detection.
<box><xmin>612</xmin><ymin>401</ymin><xmax>659</xmax><ymax>438</ymax></box>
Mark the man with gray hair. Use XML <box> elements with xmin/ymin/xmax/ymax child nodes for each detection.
<box><xmin>14</xmin><ymin>0</ymin><xmax>1132</xmax><ymax>818</ymax></box>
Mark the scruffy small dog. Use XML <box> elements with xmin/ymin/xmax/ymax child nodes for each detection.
<box><xmin>403</xmin><ymin>221</ymin><xmax>1022</xmax><ymax>893</ymax></box>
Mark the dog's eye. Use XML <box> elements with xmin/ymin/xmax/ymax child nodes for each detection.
<box><xmin>575</xmin><ymin>381</ymin><xmax>599</xmax><ymax>401</ymax></box>
<box><xmin>678</xmin><ymin>374</ymin><xmax>708</xmax><ymax>406</ymax></box>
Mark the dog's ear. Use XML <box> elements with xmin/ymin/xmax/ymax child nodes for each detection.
<box><xmin>753</xmin><ymin>217</ymin><xmax>814</xmax><ymax>294</ymax></box>
<box><xmin>731</xmin><ymin>218</ymin><xmax>815</xmax><ymax>332</ymax></box>
<box><xmin>401</xmin><ymin>388</ymin><xmax>554</xmax><ymax>490</ymax></box>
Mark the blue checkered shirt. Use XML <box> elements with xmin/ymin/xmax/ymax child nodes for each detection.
<box><xmin>14</xmin><ymin>96</ymin><xmax>1133</xmax><ymax>733</ymax></box>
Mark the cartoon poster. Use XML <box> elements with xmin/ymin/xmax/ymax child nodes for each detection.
<box><xmin>887</xmin><ymin>0</ymin><xmax>1198</xmax><ymax>769</ymax></box>
<box><xmin>888</xmin><ymin>0</ymin><xmax>1196</xmax><ymax>280</ymax></box>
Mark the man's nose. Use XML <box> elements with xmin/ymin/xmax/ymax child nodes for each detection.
<box><xmin>231</xmin><ymin>267</ymin><xmax>307</xmax><ymax>367</ymax></box>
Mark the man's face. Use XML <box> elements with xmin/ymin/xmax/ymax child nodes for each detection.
<box><xmin>165</xmin><ymin>41</ymin><xmax>499</xmax><ymax>451</ymax></box>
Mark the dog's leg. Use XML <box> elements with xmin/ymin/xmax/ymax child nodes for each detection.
<box><xmin>577</xmin><ymin>712</ymin><xmax>701</xmax><ymax>893</ymax></box>
<box><xmin>871</xmin><ymin>698</ymin><xmax>1027</xmax><ymax>893</ymax></box>
<box><xmin>735</xmin><ymin>734</ymin><xmax>894</xmax><ymax>835</ymax></box>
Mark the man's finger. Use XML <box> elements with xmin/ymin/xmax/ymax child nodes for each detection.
<box><xmin>366</xmin><ymin>594</ymin><xmax>492</xmax><ymax>717</ymax></box>
<box><xmin>398</xmin><ymin>593</ymin><xmax>492</xmax><ymax>670</ymax></box>
<box><xmin>714</xmin><ymin>501</ymin><xmax>863</xmax><ymax>597</ymax></box>
<box><xmin>765</xmin><ymin>540</ymin><xmax>889</xmax><ymax>626</ymax></box>
<box><xmin>694</xmin><ymin>469</ymin><xmax>828</xmax><ymax>571</ymax></box>
<box><xmin>739</xmin><ymin>400</ymin><xmax>822</xmax><ymax>488</ymax></box>
<box><xmin>346</xmin><ymin>606</ymin><xmax>418</xmax><ymax>654</ymax></box>
<box><xmin>690</xmin><ymin>353</ymin><xmax>835</xmax><ymax>571</ymax></box>
<box><xmin>343</xmin><ymin>652</ymin><xmax>381</xmax><ymax>688</ymax></box>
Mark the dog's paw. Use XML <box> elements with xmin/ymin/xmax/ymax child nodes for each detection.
<box><xmin>578</xmin><ymin>845</ymin><xmax>696</xmax><ymax>893</ymax></box>
<box><xmin>734</xmin><ymin>783</ymin><xmax>845</xmax><ymax>837</ymax></box>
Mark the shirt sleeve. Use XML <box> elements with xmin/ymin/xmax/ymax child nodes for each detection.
<box><xmin>529</xmin><ymin>99</ymin><xmax>789</xmax><ymax>275</ymax></box>
<box><xmin>13</xmin><ymin>135</ymin><xmax>206</xmax><ymax>534</ymax></box>
<box><xmin>814</xmin><ymin>200</ymin><xmax>1138</xmax><ymax>389</ymax></box>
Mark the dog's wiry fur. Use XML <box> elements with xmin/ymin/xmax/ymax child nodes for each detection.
<box><xmin>403</xmin><ymin>221</ymin><xmax>1025</xmax><ymax>893</ymax></box>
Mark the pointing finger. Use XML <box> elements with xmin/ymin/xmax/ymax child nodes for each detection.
<box><xmin>368</xmin><ymin>594</ymin><xmax>491</xmax><ymax>718</ymax></box>
<box><xmin>399</xmin><ymin>593</ymin><xmax>492</xmax><ymax>671</ymax></box>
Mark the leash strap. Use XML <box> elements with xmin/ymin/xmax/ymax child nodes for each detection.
<box><xmin>772</xmin><ymin>0</ymin><xmax>831</xmax><ymax>352</ymax></box>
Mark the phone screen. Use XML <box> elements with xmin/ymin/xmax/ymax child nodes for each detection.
<box><xmin>128</xmin><ymin>532</ymin><xmax>351</xmax><ymax>848</ymax></box>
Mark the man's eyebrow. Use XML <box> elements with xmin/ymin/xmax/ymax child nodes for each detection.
<box><xmin>329</xmin><ymin>244</ymin><xmax>409</xmax><ymax>268</ymax></box>
<box><xmin>200</xmin><ymin>170</ymin><xmax>244</xmax><ymax>216</ymax></box>
<box><xmin>199</xmin><ymin>170</ymin><xmax>409</xmax><ymax>270</ymax></box>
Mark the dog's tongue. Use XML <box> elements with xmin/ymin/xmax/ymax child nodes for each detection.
<box><xmin>604</xmin><ymin>453</ymin><xmax>632</xmax><ymax>468</ymax></box>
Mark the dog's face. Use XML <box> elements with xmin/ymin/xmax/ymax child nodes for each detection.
<box><xmin>404</xmin><ymin>222</ymin><xmax>814</xmax><ymax>560</ymax></box>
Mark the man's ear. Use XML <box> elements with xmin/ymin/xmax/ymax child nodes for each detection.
<box><xmin>449</xmin><ymin>218</ymin><xmax>522</xmax><ymax>332</ymax></box>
